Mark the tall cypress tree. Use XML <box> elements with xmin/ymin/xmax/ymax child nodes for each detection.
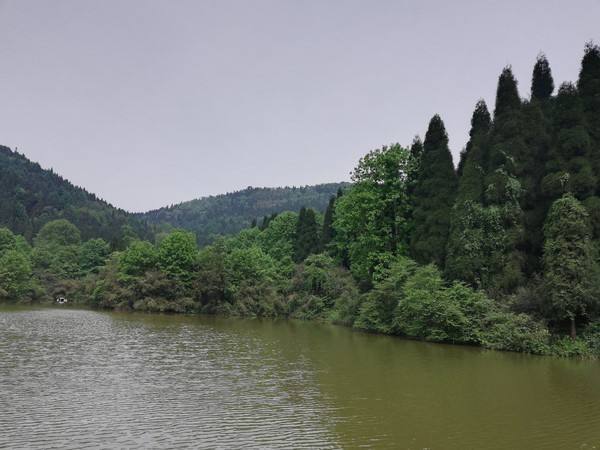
<box><xmin>577</xmin><ymin>42</ymin><xmax>600</xmax><ymax>190</ymax></box>
<box><xmin>294</xmin><ymin>207</ymin><xmax>319</xmax><ymax>262</ymax></box>
<box><xmin>541</xmin><ymin>83</ymin><xmax>595</xmax><ymax>200</ymax></box>
<box><xmin>320</xmin><ymin>196</ymin><xmax>336</xmax><ymax>250</ymax></box>
<box><xmin>531</xmin><ymin>53</ymin><xmax>554</xmax><ymax>101</ymax></box>
<box><xmin>456</xmin><ymin>100</ymin><xmax>490</xmax><ymax>201</ymax></box>
<box><xmin>409</xmin><ymin>115</ymin><xmax>458</xmax><ymax>267</ymax></box>
<box><xmin>542</xmin><ymin>82</ymin><xmax>599</xmax><ymax>239</ymax></box>
<box><xmin>446</xmin><ymin>100</ymin><xmax>492</xmax><ymax>285</ymax></box>
<box><xmin>578</xmin><ymin>42</ymin><xmax>600</xmax><ymax>134</ymax></box>
<box><xmin>494</xmin><ymin>66</ymin><xmax>521</xmax><ymax>118</ymax></box>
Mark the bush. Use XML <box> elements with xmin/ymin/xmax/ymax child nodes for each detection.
<box><xmin>582</xmin><ymin>321</ymin><xmax>600</xmax><ymax>357</ymax></box>
<box><xmin>481</xmin><ymin>312</ymin><xmax>550</xmax><ymax>354</ymax></box>
<box><xmin>549</xmin><ymin>336</ymin><xmax>593</xmax><ymax>358</ymax></box>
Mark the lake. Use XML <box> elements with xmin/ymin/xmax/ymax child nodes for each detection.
<box><xmin>0</xmin><ymin>306</ymin><xmax>599</xmax><ymax>449</ymax></box>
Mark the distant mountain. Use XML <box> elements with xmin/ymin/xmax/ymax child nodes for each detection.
<box><xmin>137</xmin><ymin>183</ymin><xmax>349</xmax><ymax>245</ymax></box>
<box><xmin>0</xmin><ymin>145</ymin><xmax>152</xmax><ymax>246</ymax></box>
<box><xmin>0</xmin><ymin>145</ymin><xmax>347</xmax><ymax>246</ymax></box>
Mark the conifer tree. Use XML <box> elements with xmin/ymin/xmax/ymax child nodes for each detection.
<box><xmin>446</xmin><ymin>101</ymin><xmax>492</xmax><ymax>284</ymax></box>
<box><xmin>294</xmin><ymin>207</ymin><xmax>319</xmax><ymax>262</ymax></box>
<box><xmin>407</xmin><ymin>137</ymin><xmax>423</xmax><ymax>195</ymax></box>
<box><xmin>577</xmin><ymin>42</ymin><xmax>600</xmax><ymax>186</ymax></box>
<box><xmin>409</xmin><ymin>115</ymin><xmax>458</xmax><ymax>267</ymax></box>
<box><xmin>531</xmin><ymin>53</ymin><xmax>554</xmax><ymax>101</ymax></box>
<box><xmin>543</xmin><ymin>193</ymin><xmax>594</xmax><ymax>338</ymax></box>
<box><xmin>456</xmin><ymin>100</ymin><xmax>490</xmax><ymax>202</ymax></box>
<box><xmin>494</xmin><ymin>66</ymin><xmax>521</xmax><ymax>118</ymax></box>
<box><xmin>578</xmin><ymin>42</ymin><xmax>600</xmax><ymax>133</ymax></box>
<box><xmin>541</xmin><ymin>83</ymin><xmax>595</xmax><ymax>200</ymax></box>
<box><xmin>320</xmin><ymin>196</ymin><xmax>336</xmax><ymax>251</ymax></box>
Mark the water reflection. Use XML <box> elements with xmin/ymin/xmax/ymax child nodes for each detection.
<box><xmin>0</xmin><ymin>307</ymin><xmax>599</xmax><ymax>449</ymax></box>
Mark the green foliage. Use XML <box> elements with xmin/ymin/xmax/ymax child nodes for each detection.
<box><xmin>78</xmin><ymin>238</ymin><xmax>110</xmax><ymax>275</ymax></box>
<box><xmin>394</xmin><ymin>267</ymin><xmax>491</xmax><ymax>344</ymax></box>
<box><xmin>0</xmin><ymin>249</ymin><xmax>33</xmax><ymax>300</ymax></box>
<box><xmin>0</xmin><ymin>146</ymin><xmax>152</xmax><ymax>245</ymax></box>
<box><xmin>293</xmin><ymin>207</ymin><xmax>320</xmax><ymax>263</ymax></box>
<box><xmin>119</xmin><ymin>240</ymin><xmax>158</xmax><ymax>278</ymax></box>
<box><xmin>531</xmin><ymin>53</ymin><xmax>554</xmax><ymax>100</ymax></box>
<box><xmin>157</xmin><ymin>230</ymin><xmax>198</xmax><ymax>281</ymax></box>
<box><xmin>410</xmin><ymin>115</ymin><xmax>458</xmax><ymax>267</ymax></box>
<box><xmin>139</xmin><ymin>183</ymin><xmax>347</xmax><ymax>245</ymax></box>
<box><xmin>35</xmin><ymin>219</ymin><xmax>81</xmax><ymax>247</ymax></box>
<box><xmin>543</xmin><ymin>194</ymin><xmax>595</xmax><ymax>336</ymax></box>
<box><xmin>494</xmin><ymin>66</ymin><xmax>521</xmax><ymax>117</ymax></box>
<box><xmin>481</xmin><ymin>312</ymin><xmax>550</xmax><ymax>354</ymax></box>
<box><xmin>320</xmin><ymin>196</ymin><xmax>336</xmax><ymax>250</ymax></box>
<box><xmin>333</xmin><ymin>144</ymin><xmax>411</xmax><ymax>285</ymax></box>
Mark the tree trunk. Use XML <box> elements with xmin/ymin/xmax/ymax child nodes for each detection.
<box><xmin>570</xmin><ymin>317</ymin><xmax>577</xmax><ymax>339</ymax></box>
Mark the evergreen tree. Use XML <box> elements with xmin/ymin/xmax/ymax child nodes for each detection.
<box><xmin>577</xmin><ymin>42</ymin><xmax>600</xmax><ymax>190</ymax></box>
<box><xmin>446</xmin><ymin>100</ymin><xmax>493</xmax><ymax>284</ymax></box>
<box><xmin>294</xmin><ymin>207</ymin><xmax>319</xmax><ymax>262</ymax></box>
<box><xmin>543</xmin><ymin>193</ymin><xmax>594</xmax><ymax>338</ymax></box>
<box><xmin>531</xmin><ymin>53</ymin><xmax>554</xmax><ymax>101</ymax></box>
<box><xmin>456</xmin><ymin>100</ymin><xmax>491</xmax><ymax>202</ymax></box>
<box><xmin>494</xmin><ymin>66</ymin><xmax>521</xmax><ymax>118</ymax></box>
<box><xmin>320</xmin><ymin>196</ymin><xmax>336</xmax><ymax>251</ymax></box>
<box><xmin>578</xmin><ymin>42</ymin><xmax>600</xmax><ymax>138</ymax></box>
<box><xmin>519</xmin><ymin>100</ymin><xmax>552</xmax><ymax>272</ymax></box>
<box><xmin>541</xmin><ymin>83</ymin><xmax>595</xmax><ymax>200</ymax></box>
<box><xmin>410</xmin><ymin>115</ymin><xmax>458</xmax><ymax>267</ymax></box>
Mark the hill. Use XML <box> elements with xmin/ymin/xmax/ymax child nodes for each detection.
<box><xmin>0</xmin><ymin>145</ymin><xmax>152</xmax><ymax>247</ymax></box>
<box><xmin>137</xmin><ymin>183</ymin><xmax>348</xmax><ymax>245</ymax></box>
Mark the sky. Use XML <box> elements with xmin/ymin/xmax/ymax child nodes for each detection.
<box><xmin>0</xmin><ymin>0</ymin><xmax>599</xmax><ymax>212</ymax></box>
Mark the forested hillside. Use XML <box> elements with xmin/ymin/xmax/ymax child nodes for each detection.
<box><xmin>0</xmin><ymin>146</ymin><xmax>152</xmax><ymax>247</ymax></box>
<box><xmin>2</xmin><ymin>43</ymin><xmax>600</xmax><ymax>358</ymax></box>
<box><xmin>137</xmin><ymin>183</ymin><xmax>348</xmax><ymax>245</ymax></box>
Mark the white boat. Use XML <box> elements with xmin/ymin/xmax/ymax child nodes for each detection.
<box><xmin>56</xmin><ymin>297</ymin><xmax>68</xmax><ymax>304</ymax></box>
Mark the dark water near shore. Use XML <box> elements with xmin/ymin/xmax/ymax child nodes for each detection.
<box><xmin>0</xmin><ymin>306</ymin><xmax>599</xmax><ymax>449</ymax></box>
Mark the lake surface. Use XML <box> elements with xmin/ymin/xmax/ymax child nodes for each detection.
<box><xmin>0</xmin><ymin>306</ymin><xmax>599</xmax><ymax>449</ymax></box>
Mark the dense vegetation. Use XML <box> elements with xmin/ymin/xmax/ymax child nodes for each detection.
<box><xmin>0</xmin><ymin>146</ymin><xmax>153</xmax><ymax>247</ymax></box>
<box><xmin>2</xmin><ymin>43</ymin><xmax>600</xmax><ymax>358</ymax></box>
<box><xmin>137</xmin><ymin>183</ymin><xmax>347</xmax><ymax>245</ymax></box>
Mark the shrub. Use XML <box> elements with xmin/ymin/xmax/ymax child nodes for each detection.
<box><xmin>481</xmin><ymin>312</ymin><xmax>550</xmax><ymax>354</ymax></box>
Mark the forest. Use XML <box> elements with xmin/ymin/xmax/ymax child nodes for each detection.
<box><xmin>2</xmin><ymin>43</ymin><xmax>600</xmax><ymax>358</ymax></box>
<box><xmin>137</xmin><ymin>183</ymin><xmax>347</xmax><ymax>245</ymax></box>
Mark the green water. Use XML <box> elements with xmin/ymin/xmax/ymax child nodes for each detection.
<box><xmin>1</xmin><ymin>306</ymin><xmax>599</xmax><ymax>449</ymax></box>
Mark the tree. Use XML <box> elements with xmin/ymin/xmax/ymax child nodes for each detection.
<box><xmin>157</xmin><ymin>230</ymin><xmax>198</xmax><ymax>281</ymax></box>
<box><xmin>0</xmin><ymin>249</ymin><xmax>32</xmax><ymax>300</ymax></box>
<box><xmin>578</xmin><ymin>42</ymin><xmax>600</xmax><ymax>141</ymax></box>
<box><xmin>333</xmin><ymin>144</ymin><xmax>411</xmax><ymax>285</ymax></box>
<box><xmin>541</xmin><ymin>83</ymin><xmax>595</xmax><ymax>200</ymax></box>
<box><xmin>78</xmin><ymin>238</ymin><xmax>110</xmax><ymax>274</ymax></box>
<box><xmin>409</xmin><ymin>115</ymin><xmax>458</xmax><ymax>267</ymax></box>
<box><xmin>293</xmin><ymin>207</ymin><xmax>319</xmax><ymax>263</ymax></box>
<box><xmin>35</xmin><ymin>219</ymin><xmax>81</xmax><ymax>247</ymax></box>
<box><xmin>457</xmin><ymin>100</ymin><xmax>491</xmax><ymax>202</ymax></box>
<box><xmin>0</xmin><ymin>227</ymin><xmax>17</xmax><ymax>255</ymax></box>
<box><xmin>494</xmin><ymin>66</ymin><xmax>521</xmax><ymax>117</ymax></box>
<box><xmin>531</xmin><ymin>53</ymin><xmax>554</xmax><ymax>101</ymax></box>
<box><xmin>119</xmin><ymin>240</ymin><xmax>158</xmax><ymax>278</ymax></box>
<box><xmin>320</xmin><ymin>196</ymin><xmax>336</xmax><ymax>251</ymax></box>
<box><xmin>543</xmin><ymin>194</ymin><xmax>594</xmax><ymax>338</ymax></box>
<box><xmin>258</xmin><ymin>211</ymin><xmax>297</xmax><ymax>275</ymax></box>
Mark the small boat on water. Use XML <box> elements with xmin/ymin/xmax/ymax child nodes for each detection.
<box><xmin>56</xmin><ymin>297</ymin><xmax>68</xmax><ymax>304</ymax></box>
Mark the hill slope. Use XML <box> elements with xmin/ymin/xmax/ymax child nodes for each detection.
<box><xmin>137</xmin><ymin>183</ymin><xmax>348</xmax><ymax>245</ymax></box>
<box><xmin>0</xmin><ymin>145</ymin><xmax>152</xmax><ymax>246</ymax></box>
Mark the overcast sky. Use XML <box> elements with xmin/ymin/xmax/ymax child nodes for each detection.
<box><xmin>0</xmin><ymin>0</ymin><xmax>599</xmax><ymax>212</ymax></box>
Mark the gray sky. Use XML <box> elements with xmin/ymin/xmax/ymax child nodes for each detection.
<box><xmin>0</xmin><ymin>0</ymin><xmax>599</xmax><ymax>212</ymax></box>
